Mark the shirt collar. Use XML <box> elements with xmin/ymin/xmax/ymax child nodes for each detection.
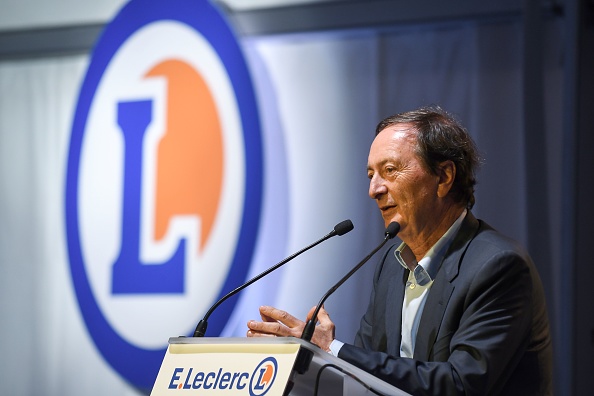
<box><xmin>395</xmin><ymin>209</ymin><xmax>467</xmax><ymax>286</ymax></box>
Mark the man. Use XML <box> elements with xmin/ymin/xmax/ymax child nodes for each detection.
<box><xmin>247</xmin><ymin>106</ymin><xmax>553</xmax><ymax>395</ymax></box>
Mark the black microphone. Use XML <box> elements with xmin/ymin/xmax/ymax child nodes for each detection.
<box><xmin>301</xmin><ymin>222</ymin><xmax>400</xmax><ymax>342</ymax></box>
<box><xmin>193</xmin><ymin>219</ymin><xmax>354</xmax><ymax>337</ymax></box>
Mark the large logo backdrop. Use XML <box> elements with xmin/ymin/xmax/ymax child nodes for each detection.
<box><xmin>65</xmin><ymin>0</ymin><xmax>262</xmax><ymax>390</ymax></box>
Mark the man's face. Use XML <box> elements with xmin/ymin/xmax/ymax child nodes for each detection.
<box><xmin>367</xmin><ymin>124</ymin><xmax>442</xmax><ymax>243</ymax></box>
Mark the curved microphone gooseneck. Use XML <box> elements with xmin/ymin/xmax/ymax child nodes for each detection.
<box><xmin>301</xmin><ymin>222</ymin><xmax>400</xmax><ymax>342</ymax></box>
<box><xmin>193</xmin><ymin>219</ymin><xmax>354</xmax><ymax>337</ymax></box>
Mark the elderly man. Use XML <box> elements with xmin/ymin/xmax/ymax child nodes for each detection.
<box><xmin>247</xmin><ymin>106</ymin><xmax>553</xmax><ymax>395</ymax></box>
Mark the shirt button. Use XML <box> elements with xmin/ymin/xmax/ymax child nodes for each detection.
<box><xmin>409</xmin><ymin>283</ymin><xmax>416</xmax><ymax>289</ymax></box>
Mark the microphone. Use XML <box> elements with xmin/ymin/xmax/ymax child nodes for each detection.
<box><xmin>301</xmin><ymin>222</ymin><xmax>400</xmax><ymax>342</ymax></box>
<box><xmin>193</xmin><ymin>219</ymin><xmax>354</xmax><ymax>337</ymax></box>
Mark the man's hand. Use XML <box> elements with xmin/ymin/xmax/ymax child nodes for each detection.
<box><xmin>246</xmin><ymin>305</ymin><xmax>336</xmax><ymax>352</ymax></box>
<box><xmin>247</xmin><ymin>306</ymin><xmax>305</xmax><ymax>337</ymax></box>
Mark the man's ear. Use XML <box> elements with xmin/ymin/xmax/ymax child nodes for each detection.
<box><xmin>437</xmin><ymin>160</ymin><xmax>456</xmax><ymax>198</ymax></box>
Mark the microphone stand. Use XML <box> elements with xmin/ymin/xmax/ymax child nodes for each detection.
<box><xmin>301</xmin><ymin>222</ymin><xmax>400</xmax><ymax>342</ymax></box>
<box><xmin>193</xmin><ymin>220</ymin><xmax>354</xmax><ymax>337</ymax></box>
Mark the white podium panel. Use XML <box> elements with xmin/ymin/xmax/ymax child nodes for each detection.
<box><xmin>151</xmin><ymin>337</ymin><xmax>300</xmax><ymax>395</ymax></box>
<box><xmin>151</xmin><ymin>337</ymin><xmax>411</xmax><ymax>396</ymax></box>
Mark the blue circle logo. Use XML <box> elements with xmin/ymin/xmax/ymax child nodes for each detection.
<box><xmin>65</xmin><ymin>0</ymin><xmax>262</xmax><ymax>390</ymax></box>
<box><xmin>249</xmin><ymin>357</ymin><xmax>278</xmax><ymax>396</ymax></box>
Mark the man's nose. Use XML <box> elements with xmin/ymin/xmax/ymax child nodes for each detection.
<box><xmin>369</xmin><ymin>175</ymin><xmax>387</xmax><ymax>199</ymax></box>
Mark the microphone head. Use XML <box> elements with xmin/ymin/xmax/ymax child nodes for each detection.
<box><xmin>334</xmin><ymin>219</ymin><xmax>354</xmax><ymax>236</ymax></box>
<box><xmin>385</xmin><ymin>222</ymin><xmax>400</xmax><ymax>239</ymax></box>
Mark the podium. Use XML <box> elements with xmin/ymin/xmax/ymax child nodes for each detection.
<box><xmin>150</xmin><ymin>337</ymin><xmax>410</xmax><ymax>395</ymax></box>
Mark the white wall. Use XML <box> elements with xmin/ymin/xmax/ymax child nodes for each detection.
<box><xmin>0</xmin><ymin>0</ymin><xmax>126</xmax><ymax>30</ymax></box>
<box><xmin>0</xmin><ymin>0</ymin><xmax>340</xmax><ymax>31</ymax></box>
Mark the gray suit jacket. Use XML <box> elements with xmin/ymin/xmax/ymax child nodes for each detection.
<box><xmin>338</xmin><ymin>212</ymin><xmax>552</xmax><ymax>395</ymax></box>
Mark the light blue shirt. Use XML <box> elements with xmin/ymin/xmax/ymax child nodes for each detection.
<box><xmin>329</xmin><ymin>209</ymin><xmax>467</xmax><ymax>358</ymax></box>
<box><xmin>396</xmin><ymin>209</ymin><xmax>466</xmax><ymax>357</ymax></box>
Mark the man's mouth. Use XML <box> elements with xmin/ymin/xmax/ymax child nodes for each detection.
<box><xmin>380</xmin><ymin>205</ymin><xmax>396</xmax><ymax>213</ymax></box>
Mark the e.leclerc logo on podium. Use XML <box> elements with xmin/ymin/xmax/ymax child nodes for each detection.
<box><xmin>166</xmin><ymin>356</ymin><xmax>278</xmax><ymax>395</ymax></box>
<box><xmin>65</xmin><ymin>0</ymin><xmax>262</xmax><ymax>390</ymax></box>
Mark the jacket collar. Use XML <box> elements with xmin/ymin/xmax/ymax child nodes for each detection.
<box><xmin>413</xmin><ymin>211</ymin><xmax>480</xmax><ymax>360</ymax></box>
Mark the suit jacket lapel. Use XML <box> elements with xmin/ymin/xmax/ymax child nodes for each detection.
<box><xmin>385</xmin><ymin>260</ymin><xmax>407</xmax><ymax>355</ymax></box>
<box><xmin>413</xmin><ymin>212</ymin><xmax>480</xmax><ymax>360</ymax></box>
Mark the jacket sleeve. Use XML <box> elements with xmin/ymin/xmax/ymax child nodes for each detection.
<box><xmin>339</xmin><ymin>249</ymin><xmax>536</xmax><ymax>396</ymax></box>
